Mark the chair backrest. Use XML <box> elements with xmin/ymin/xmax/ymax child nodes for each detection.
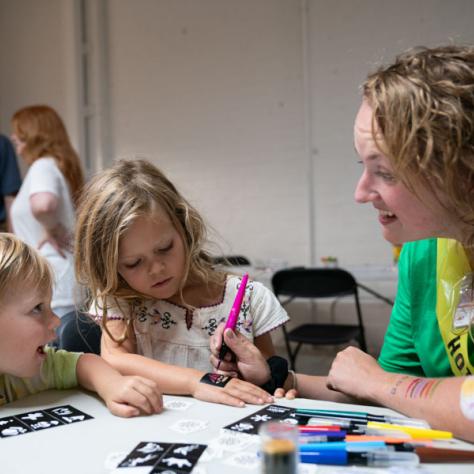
<box><xmin>57</xmin><ymin>310</ymin><xmax>102</xmax><ymax>355</ymax></box>
<box><xmin>213</xmin><ymin>255</ymin><xmax>251</xmax><ymax>266</ymax></box>
<box><xmin>272</xmin><ymin>267</ymin><xmax>357</xmax><ymax>299</ymax></box>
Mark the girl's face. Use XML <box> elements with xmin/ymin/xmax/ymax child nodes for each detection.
<box><xmin>0</xmin><ymin>284</ymin><xmax>59</xmax><ymax>378</ymax></box>
<box><xmin>118</xmin><ymin>209</ymin><xmax>187</xmax><ymax>301</ymax></box>
<box><xmin>353</xmin><ymin>100</ymin><xmax>456</xmax><ymax>244</ymax></box>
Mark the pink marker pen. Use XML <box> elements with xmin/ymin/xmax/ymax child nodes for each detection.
<box><xmin>218</xmin><ymin>273</ymin><xmax>249</xmax><ymax>362</ymax></box>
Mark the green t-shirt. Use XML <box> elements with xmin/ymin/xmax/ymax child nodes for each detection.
<box><xmin>378</xmin><ymin>239</ymin><xmax>453</xmax><ymax>377</ymax></box>
<box><xmin>0</xmin><ymin>347</ymin><xmax>81</xmax><ymax>406</ymax></box>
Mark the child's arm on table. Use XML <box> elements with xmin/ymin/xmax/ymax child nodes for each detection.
<box><xmin>76</xmin><ymin>353</ymin><xmax>163</xmax><ymax>417</ymax></box>
<box><xmin>101</xmin><ymin>319</ymin><xmax>273</xmax><ymax>407</ymax></box>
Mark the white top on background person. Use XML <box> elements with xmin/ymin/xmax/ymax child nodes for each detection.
<box><xmin>11</xmin><ymin>158</ymin><xmax>75</xmax><ymax>312</ymax></box>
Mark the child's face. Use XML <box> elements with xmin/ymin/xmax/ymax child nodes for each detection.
<box><xmin>118</xmin><ymin>209</ymin><xmax>187</xmax><ymax>300</ymax></box>
<box><xmin>0</xmin><ymin>284</ymin><xmax>60</xmax><ymax>378</ymax></box>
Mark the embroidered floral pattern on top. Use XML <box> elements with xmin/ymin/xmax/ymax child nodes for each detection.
<box><xmin>161</xmin><ymin>311</ymin><xmax>177</xmax><ymax>329</ymax></box>
<box><xmin>89</xmin><ymin>274</ymin><xmax>289</xmax><ymax>371</ymax></box>
<box><xmin>202</xmin><ymin>317</ymin><xmax>219</xmax><ymax>336</ymax></box>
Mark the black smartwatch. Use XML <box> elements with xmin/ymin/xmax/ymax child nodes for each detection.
<box><xmin>260</xmin><ymin>355</ymin><xmax>289</xmax><ymax>394</ymax></box>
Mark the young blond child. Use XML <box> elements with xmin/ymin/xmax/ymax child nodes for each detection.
<box><xmin>0</xmin><ymin>233</ymin><xmax>162</xmax><ymax>417</ymax></box>
<box><xmin>75</xmin><ymin>159</ymin><xmax>288</xmax><ymax>407</ymax></box>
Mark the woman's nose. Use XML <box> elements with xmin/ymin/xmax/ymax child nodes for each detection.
<box><xmin>354</xmin><ymin>171</ymin><xmax>376</xmax><ymax>203</ymax></box>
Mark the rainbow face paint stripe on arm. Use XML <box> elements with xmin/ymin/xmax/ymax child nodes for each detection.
<box><xmin>404</xmin><ymin>378</ymin><xmax>444</xmax><ymax>399</ymax></box>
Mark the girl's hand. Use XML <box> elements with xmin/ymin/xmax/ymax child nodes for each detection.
<box><xmin>326</xmin><ymin>346</ymin><xmax>384</xmax><ymax>401</ymax></box>
<box><xmin>38</xmin><ymin>222</ymin><xmax>72</xmax><ymax>258</ymax></box>
<box><xmin>99</xmin><ymin>374</ymin><xmax>163</xmax><ymax>417</ymax></box>
<box><xmin>192</xmin><ymin>376</ymin><xmax>273</xmax><ymax>407</ymax></box>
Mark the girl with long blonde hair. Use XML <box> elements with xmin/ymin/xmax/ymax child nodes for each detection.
<box><xmin>75</xmin><ymin>159</ymin><xmax>286</xmax><ymax>407</ymax></box>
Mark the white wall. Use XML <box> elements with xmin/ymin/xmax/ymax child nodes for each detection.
<box><xmin>2</xmin><ymin>0</ymin><xmax>474</xmax><ymax>268</ymax></box>
<box><xmin>105</xmin><ymin>0</ymin><xmax>310</xmax><ymax>266</ymax></box>
<box><xmin>0</xmin><ymin>0</ymin><xmax>81</xmax><ymax>160</ymax></box>
<box><xmin>103</xmin><ymin>0</ymin><xmax>474</xmax><ymax>268</ymax></box>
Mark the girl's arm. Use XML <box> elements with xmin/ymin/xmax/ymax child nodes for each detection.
<box><xmin>101</xmin><ymin>319</ymin><xmax>273</xmax><ymax>407</ymax></box>
<box><xmin>254</xmin><ymin>332</ymin><xmax>275</xmax><ymax>360</ymax></box>
<box><xmin>75</xmin><ymin>353</ymin><xmax>162</xmax><ymax>417</ymax></box>
<box><xmin>325</xmin><ymin>346</ymin><xmax>474</xmax><ymax>442</ymax></box>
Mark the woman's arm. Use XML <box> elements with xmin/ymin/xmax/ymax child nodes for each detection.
<box><xmin>101</xmin><ymin>320</ymin><xmax>273</xmax><ymax>407</ymax></box>
<box><xmin>29</xmin><ymin>192</ymin><xmax>71</xmax><ymax>256</ymax></box>
<box><xmin>326</xmin><ymin>346</ymin><xmax>474</xmax><ymax>442</ymax></box>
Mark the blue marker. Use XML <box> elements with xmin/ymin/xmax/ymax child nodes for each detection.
<box><xmin>299</xmin><ymin>441</ymin><xmax>387</xmax><ymax>452</ymax></box>
<box><xmin>299</xmin><ymin>431</ymin><xmax>346</xmax><ymax>443</ymax></box>
<box><xmin>299</xmin><ymin>448</ymin><xmax>419</xmax><ymax>467</ymax></box>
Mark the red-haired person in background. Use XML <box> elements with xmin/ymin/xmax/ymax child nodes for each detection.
<box><xmin>10</xmin><ymin>105</ymin><xmax>84</xmax><ymax>318</ymax></box>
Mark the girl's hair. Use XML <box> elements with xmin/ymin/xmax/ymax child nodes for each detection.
<box><xmin>363</xmin><ymin>45</ymin><xmax>474</xmax><ymax>246</ymax></box>
<box><xmin>11</xmin><ymin>105</ymin><xmax>84</xmax><ymax>205</ymax></box>
<box><xmin>75</xmin><ymin>159</ymin><xmax>222</xmax><ymax>340</ymax></box>
<box><xmin>0</xmin><ymin>233</ymin><xmax>52</xmax><ymax>303</ymax></box>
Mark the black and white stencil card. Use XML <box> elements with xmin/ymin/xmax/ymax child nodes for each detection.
<box><xmin>0</xmin><ymin>416</ymin><xmax>33</xmax><ymax>438</ymax></box>
<box><xmin>44</xmin><ymin>405</ymin><xmax>93</xmax><ymax>424</ymax></box>
<box><xmin>118</xmin><ymin>441</ymin><xmax>207</xmax><ymax>473</ymax></box>
<box><xmin>223</xmin><ymin>404</ymin><xmax>298</xmax><ymax>435</ymax></box>
<box><xmin>16</xmin><ymin>410</ymin><xmax>65</xmax><ymax>431</ymax></box>
<box><xmin>0</xmin><ymin>404</ymin><xmax>93</xmax><ymax>439</ymax></box>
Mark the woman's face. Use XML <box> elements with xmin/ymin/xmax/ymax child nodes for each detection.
<box><xmin>10</xmin><ymin>133</ymin><xmax>26</xmax><ymax>157</ymax></box>
<box><xmin>353</xmin><ymin>100</ymin><xmax>456</xmax><ymax>245</ymax></box>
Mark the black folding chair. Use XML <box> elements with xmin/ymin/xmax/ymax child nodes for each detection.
<box><xmin>272</xmin><ymin>267</ymin><xmax>367</xmax><ymax>370</ymax></box>
<box><xmin>56</xmin><ymin>310</ymin><xmax>102</xmax><ymax>355</ymax></box>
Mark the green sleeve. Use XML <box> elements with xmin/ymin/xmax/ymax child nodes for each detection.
<box><xmin>40</xmin><ymin>347</ymin><xmax>81</xmax><ymax>389</ymax></box>
<box><xmin>378</xmin><ymin>242</ymin><xmax>426</xmax><ymax>375</ymax></box>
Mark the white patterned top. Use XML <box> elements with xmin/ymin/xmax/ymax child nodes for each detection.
<box><xmin>90</xmin><ymin>275</ymin><xmax>289</xmax><ymax>372</ymax></box>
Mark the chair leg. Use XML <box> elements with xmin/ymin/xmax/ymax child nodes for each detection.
<box><xmin>358</xmin><ymin>332</ymin><xmax>368</xmax><ymax>352</ymax></box>
<box><xmin>282</xmin><ymin>327</ymin><xmax>296</xmax><ymax>370</ymax></box>
<box><xmin>291</xmin><ymin>343</ymin><xmax>303</xmax><ymax>371</ymax></box>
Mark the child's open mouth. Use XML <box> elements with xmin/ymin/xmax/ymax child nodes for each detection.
<box><xmin>37</xmin><ymin>345</ymin><xmax>46</xmax><ymax>355</ymax></box>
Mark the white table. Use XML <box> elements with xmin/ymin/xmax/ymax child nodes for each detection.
<box><xmin>0</xmin><ymin>390</ymin><xmax>473</xmax><ymax>474</ymax></box>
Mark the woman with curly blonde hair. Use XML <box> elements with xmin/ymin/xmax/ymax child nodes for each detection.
<box><xmin>10</xmin><ymin>105</ymin><xmax>84</xmax><ymax>316</ymax></box>
<box><xmin>214</xmin><ymin>45</ymin><xmax>474</xmax><ymax>442</ymax></box>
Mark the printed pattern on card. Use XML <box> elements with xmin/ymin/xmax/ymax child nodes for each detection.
<box><xmin>0</xmin><ymin>404</ymin><xmax>93</xmax><ymax>439</ymax></box>
<box><xmin>223</xmin><ymin>404</ymin><xmax>297</xmax><ymax>435</ymax></box>
<box><xmin>118</xmin><ymin>441</ymin><xmax>207</xmax><ymax>473</ymax></box>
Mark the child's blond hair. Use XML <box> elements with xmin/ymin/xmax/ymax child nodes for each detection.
<box><xmin>0</xmin><ymin>233</ymin><xmax>52</xmax><ymax>303</ymax></box>
<box><xmin>74</xmin><ymin>159</ymin><xmax>223</xmax><ymax>342</ymax></box>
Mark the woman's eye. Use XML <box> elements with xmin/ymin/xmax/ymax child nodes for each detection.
<box><xmin>375</xmin><ymin>171</ymin><xmax>396</xmax><ymax>182</ymax></box>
